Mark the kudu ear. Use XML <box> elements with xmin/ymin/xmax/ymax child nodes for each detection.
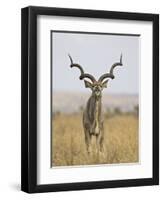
<box><xmin>84</xmin><ymin>80</ymin><xmax>93</xmax><ymax>89</ymax></box>
<box><xmin>101</xmin><ymin>80</ymin><xmax>109</xmax><ymax>88</ymax></box>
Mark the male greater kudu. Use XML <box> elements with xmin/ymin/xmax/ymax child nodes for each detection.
<box><xmin>68</xmin><ymin>54</ymin><xmax>123</xmax><ymax>153</ymax></box>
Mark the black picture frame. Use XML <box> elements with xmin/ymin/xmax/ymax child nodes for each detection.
<box><xmin>21</xmin><ymin>6</ymin><xmax>159</xmax><ymax>193</ymax></box>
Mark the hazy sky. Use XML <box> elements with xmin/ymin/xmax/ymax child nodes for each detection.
<box><xmin>52</xmin><ymin>31</ymin><xmax>140</xmax><ymax>94</ymax></box>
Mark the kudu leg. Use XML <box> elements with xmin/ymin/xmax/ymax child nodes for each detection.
<box><xmin>85</xmin><ymin>131</ymin><xmax>92</xmax><ymax>154</ymax></box>
<box><xmin>99</xmin><ymin>136</ymin><xmax>104</xmax><ymax>152</ymax></box>
<box><xmin>96</xmin><ymin>134</ymin><xmax>104</xmax><ymax>153</ymax></box>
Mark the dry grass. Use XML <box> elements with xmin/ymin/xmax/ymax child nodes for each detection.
<box><xmin>52</xmin><ymin>113</ymin><xmax>139</xmax><ymax>167</ymax></box>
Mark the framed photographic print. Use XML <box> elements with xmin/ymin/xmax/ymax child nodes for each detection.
<box><xmin>21</xmin><ymin>6</ymin><xmax>159</xmax><ymax>193</ymax></box>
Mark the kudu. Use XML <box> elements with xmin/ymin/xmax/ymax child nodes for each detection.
<box><xmin>68</xmin><ymin>54</ymin><xmax>123</xmax><ymax>153</ymax></box>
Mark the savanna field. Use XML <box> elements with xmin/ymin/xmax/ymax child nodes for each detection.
<box><xmin>52</xmin><ymin>112</ymin><xmax>139</xmax><ymax>167</ymax></box>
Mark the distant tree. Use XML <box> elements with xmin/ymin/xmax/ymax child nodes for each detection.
<box><xmin>79</xmin><ymin>105</ymin><xmax>84</xmax><ymax>113</ymax></box>
<box><xmin>134</xmin><ymin>105</ymin><xmax>139</xmax><ymax>117</ymax></box>
<box><xmin>114</xmin><ymin>107</ymin><xmax>122</xmax><ymax>116</ymax></box>
<box><xmin>55</xmin><ymin>110</ymin><xmax>61</xmax><ymax>116</ymax></box>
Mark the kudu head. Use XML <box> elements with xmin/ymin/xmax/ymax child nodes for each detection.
<box><xmin>68</xmin><ymin>54</ymin><xmax>123</xmax><ymax>100</ymax></box>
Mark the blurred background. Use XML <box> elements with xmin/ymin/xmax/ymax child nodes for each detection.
<box><xmin>52</xmin><ymin>31</ymin><xmax>139</xmax><ymax>116</ymax></box>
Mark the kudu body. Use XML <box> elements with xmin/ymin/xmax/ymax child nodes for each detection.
<box><xmin>69</xmin><ymin>55</ymin><xmax>123</xmax><ymax>153</ymax></box>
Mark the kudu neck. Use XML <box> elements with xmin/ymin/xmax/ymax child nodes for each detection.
<box><xmin>91</xmin><ymin>93</ymin><xmax>102</xmax><ymax>102</ymax></box>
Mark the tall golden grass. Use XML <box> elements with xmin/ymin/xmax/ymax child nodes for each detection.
<box><xmin>52</xmin><ymin>113</ymin><xmax>139</xmax><ymax>167</ymax></box>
